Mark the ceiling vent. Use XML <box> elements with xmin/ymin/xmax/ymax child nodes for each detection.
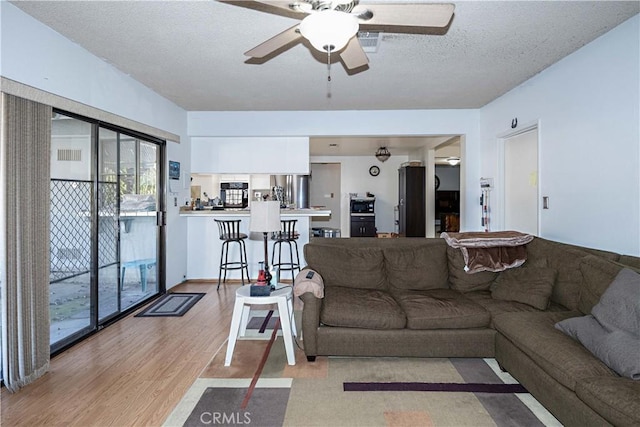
<box><xmin>357</xmin><ymin>31</ymin><xmax>382</xmax><ymax>53</ymax></box>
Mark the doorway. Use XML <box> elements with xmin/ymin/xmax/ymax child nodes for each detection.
<box><xmin>310</xmin><ymin>163</ymin><xmax>341</xmax><ymax>233</ymax></box>
<box><xmin>434</xmin><ymin>164</ymin><xmax>461</xmax><ymax>233</ymax></box>
<box><xmin>502</xmin><ymin>127</ymin><xmax>539</xmax><ymax>235</ymax></box>
<box><xmin>49</xmin><ymin>111</ymin><xmax>165</xmax><ymax>352</ymax></box>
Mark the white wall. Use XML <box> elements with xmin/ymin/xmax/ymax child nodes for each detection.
<box><xmin>310</xmin><ymin>154</ymin><xmax>409</xmax><ymax>236</ymax></box>
<box><xmin>480</xmin><ymin>15</ymin><xmax>640</xmax><ymax>255</ymax></box>
<box><xmin>1</xmin><ymin>2</ymin><xmax>190</xmax><ymax>287</ymax></box>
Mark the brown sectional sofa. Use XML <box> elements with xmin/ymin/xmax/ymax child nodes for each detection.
<box><xmin>298</xmin><ymin>236</ymin><xmax>640</xmax><ymax>426</ymax></box>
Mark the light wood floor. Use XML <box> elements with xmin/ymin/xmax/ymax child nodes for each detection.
<box><xmin>1</xmin><ymin>281</ymin><xmax>242</xmax><ymax>427</ymax></box>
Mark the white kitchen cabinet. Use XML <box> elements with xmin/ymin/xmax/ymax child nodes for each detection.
<box><xmin>191</xmin><ymin>137</ymin><xmax>309</xmax><ymax>174</ymax></box>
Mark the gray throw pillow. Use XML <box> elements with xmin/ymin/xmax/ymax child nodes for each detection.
<box><xmin>555</xmin><ymin>268</ymin><xmax>640</xmax><ymax>380</ymax></box>
<box><xmin>555</xmin><ymin>315</ymin><xmax>640</xmax><ymax>379</ymax></box>
<box><xmin>591</xmin><ymin>268</ymin><xmax>640</xmax><ymax>335</ymax></box>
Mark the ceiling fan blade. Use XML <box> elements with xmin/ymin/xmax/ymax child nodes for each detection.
<box><xmin>356</xmin><ymin>3</ymin><xmax>454</xmax><ymax>28</ymax></box>
<box><xmin>340</xmin><ymin>37</ymin><xmax>369</xmax><ymax>70</ymax></box>
<box><xmin>245</xmin><ymin>24</ymin><xmax>302</xmax><ymax>58</ymax></box>
<box><xmin>218</xmin><ymin>0</ymin><xmax>307</xmax><ymax>19</ymax></box>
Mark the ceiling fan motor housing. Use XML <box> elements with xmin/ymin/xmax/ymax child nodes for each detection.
<box><xmin>299</xmin><ymin>9</ymin><xmax>359</xmax><ymax>53</ymax></box>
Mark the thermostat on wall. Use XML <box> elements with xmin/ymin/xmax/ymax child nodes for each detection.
<box><xmin>169</xmin><ymin>160</ymin><xmax>180</xmax><ymax>180</ymax></box>
<box><xmin>480</xmin><ymin>177</ymin><xmax>494</xmax><ymax>189</ymax></box>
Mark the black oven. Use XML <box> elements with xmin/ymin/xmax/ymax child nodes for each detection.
<box><xmin>350</xmin><ymin>198</ymin><xmax>375</xmax><ymax>214</ymax></box>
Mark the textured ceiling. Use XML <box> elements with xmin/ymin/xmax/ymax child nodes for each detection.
<box><xmin>11</xmin><ymin>0</ymin><xmax>640</xmax><ymax>112</ymax></box>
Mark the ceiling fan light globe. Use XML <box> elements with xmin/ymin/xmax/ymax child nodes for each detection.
<box><xmin>299</xmin><ymin>10</ymin><xmax>359</xmax><ymax>53</ymax></box>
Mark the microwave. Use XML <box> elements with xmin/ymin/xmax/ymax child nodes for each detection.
<box><xmin>350</xmin><ymin>198</ymin><xmax>375</xmax><ymax>214</ymax></box>
<box><xmin>220</xmin><ymin>182</ymin><xmax>249</xmax><ymax>208</ymax></box>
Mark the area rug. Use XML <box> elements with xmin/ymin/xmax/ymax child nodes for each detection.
<box><xmin>164</xmin><ymin>312</ymin><xmax>562</xmax><ymax>427</ymax></box>
<box><xmin>135</xmin><ymin>292</ymin><xmax>205</xmax><ymax>317</ymax></box>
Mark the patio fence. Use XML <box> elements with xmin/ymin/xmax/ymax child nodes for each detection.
<box><xmin>50</xmin><ymin>179</ymin><xmax>118</xmax><ymax>283</ymax></box>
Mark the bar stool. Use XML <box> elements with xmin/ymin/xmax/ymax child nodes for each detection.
<box><xmin>271</xmin><ymin>219</ymin><xmax>301</xmax><ymax>282</ymax></box>
<box><xmin>215</xmin><ymin>219</ymin><xmax>250</xmax><ymax>290</ymax></box>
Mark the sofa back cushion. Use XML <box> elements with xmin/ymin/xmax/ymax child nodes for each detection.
<box><xmin>304</xmin><ymin>243</ymin><xmax>387</xmax><ymax>290</ymax></box>
<box><xmin>491</xmin><ymin>266</ymin><xmax>557</xmax><ymax>310</ymax></box>
<box><xmin>619</xmin><ymin>255</ymin><xmax>640</xmax><ymax>270</ymax></box>
<box><xmin>525</xmin><ymin>238</ymin><xmax>619</xmax><ymax>310</ymax></box>
<box><xmin>446</xmin><ymin>246</ymin><xmax>497</xmax><ymax>292</ymax></box>
<box><xmin>384</xmin><ymin>240</ymin><xmax>449</xmax><ymax>290</ymax></box>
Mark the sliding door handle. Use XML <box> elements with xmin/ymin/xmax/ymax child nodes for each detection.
<box><xmin>156</xmin><ymin>211</ymin><xmax>166</xmax><ymax>226</ymax></box>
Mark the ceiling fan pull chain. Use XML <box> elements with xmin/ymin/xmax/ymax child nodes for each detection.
<box><xmin>327</xmin><ymin>48</ymin><xmax>332</xmax><ymax>82</ymax></box>
<box><xmin>326</xmin><ymin>47</ymin><xmax>332</xmax><ymax>98</ymax></box>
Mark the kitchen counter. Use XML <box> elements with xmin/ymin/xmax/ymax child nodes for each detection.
<box><xmin>183</xmin><ymin>207</ymin><xmax>331</xmax><ymax>281</ymax></box>
<box><xmin>180</xmin><ymin>207</ymin><xmax>330</xmax><ymax>217</ymax></box>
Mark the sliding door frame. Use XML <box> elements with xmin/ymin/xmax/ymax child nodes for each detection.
<box><xmin>51</xmin><ymin>109</ymin><xmax>167</xmax><ymax>355</ymax></box>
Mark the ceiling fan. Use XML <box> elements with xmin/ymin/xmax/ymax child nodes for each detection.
<box><xmin>220</xmin><ymin>0</ymin><xmax>455</xmax><ymax>72</ymax></box>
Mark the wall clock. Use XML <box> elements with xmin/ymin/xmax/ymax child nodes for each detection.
<box><xmin>435</xmin><ymin>175</ymin><xmax>441</xmax><ymax>190</ymax></box>
<box><xmin>369</xmin><ymin>166</ymin><xmax>380</xmax><ymax>177</ymax></box>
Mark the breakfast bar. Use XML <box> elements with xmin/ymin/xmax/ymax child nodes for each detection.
<box><xmin>182</xmin><ymin>208</ymin><xmax>331</xmax><ymax>281</ymax></box>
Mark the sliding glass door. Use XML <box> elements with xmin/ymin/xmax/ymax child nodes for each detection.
<box><xmin>50</xmin><ymin>114</ymin><xmax>94</xmax><ymax>344</ymax></box>
<box><xmin>113</xmin><ymin>133</ymin><xmax>160</xmax><ymax>312</ymax></box>
<box><xmin>96</xmin><ymin>127</ymin><xmax>120</xmax><ymax>320</ymax></box>
<box><xmin>50</xmin><ymin>112</ymin><xmax>165</xmax><ymax>352</ymax></box>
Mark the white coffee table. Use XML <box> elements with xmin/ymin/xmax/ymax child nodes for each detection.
<box><xmin>224</xmin><ymin>285</ymin><xmax>297</xmax><ymax>366</ymax></box>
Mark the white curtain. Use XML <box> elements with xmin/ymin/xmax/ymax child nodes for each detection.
<box><xmin>1</xmin><ymin>93</ymin><xmax>52</xmax><ymax>392</ymax></box>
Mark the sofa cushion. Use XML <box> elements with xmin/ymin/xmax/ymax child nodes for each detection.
<box><xmin>493</xmin><ymin>312</ymin><xmax>616</xmax><ymax>391</ymax></box>
<box><xmin>464</xmin><ymin>291</ymin><xmax>540</xmax><ymax>325</ymax></box>
<box><xmin>575</xmin><ymin>376</ymin><xmax>640</xmax><ymax>426</ymax></box>
<box><xmin>619</xmin><ymin>254</ymin><xmax>640</xmax><ymax>270</ymax></box>
<box><xmin>320</xmin><ymin>286</ymin><xmax>406</xmax><ymax>330</ymax></box>
<box><xmin>304</xmin><ymin>244</ymin><xmax>387</xmax><ymax>290</ymax></box>
<box><xmin>384</xmin><ymin>245</ymin><xmax>449</xmax><ymax>291</ymax></box>
<box><xmin>392</xmin><ymin>289</ymin><xmax>490</xmax><ymax>329</ymax></box>
<box><xmin>446</xmin><ymin>246</ymin><xmax>497</xmax><ymax>293</ymax></box>
<box><xmin>491</xmin><ymin>267</ymin><xmax>556</xmax><ymax>310</ymax></box>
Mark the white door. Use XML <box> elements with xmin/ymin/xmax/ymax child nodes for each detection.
<box><xmin>310</xmin><ymin>163</ymin><xmax>341</xmax><ymax>231</ymax></box>
<box><xmin>504</xmin><ymin>129</ymin><xmax>539</xmax><ymax>234</ymax></box>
